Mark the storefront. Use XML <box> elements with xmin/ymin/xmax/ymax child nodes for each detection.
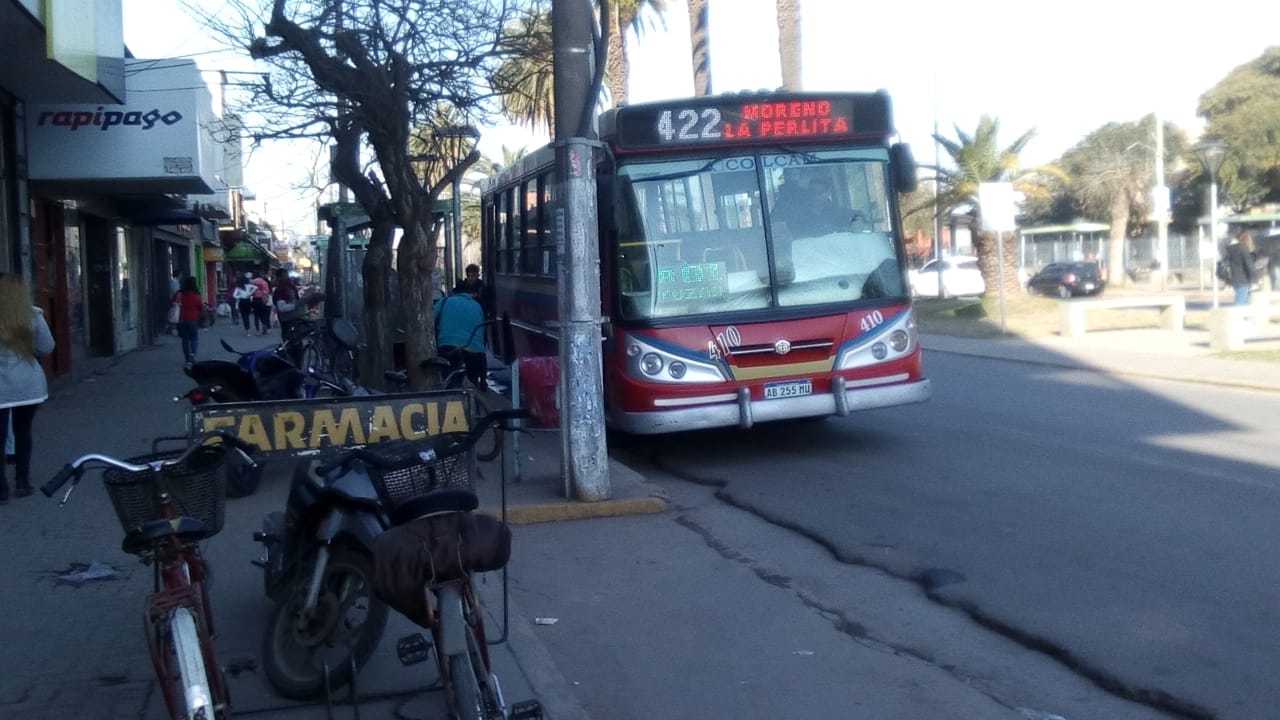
<box><xmin>25</xmin><ymin>57</ymin><xmax>226</xmax><ymax>378</ymax></box>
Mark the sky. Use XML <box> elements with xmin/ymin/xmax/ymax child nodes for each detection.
<box><xmin>122</xmin><ymin>0</ymin><xmax>1280</xmax><ymax>238</ymax></box>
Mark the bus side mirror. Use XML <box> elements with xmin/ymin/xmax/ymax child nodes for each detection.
<box><xmin>500</xmin><ymin>312</ymin><xmax>517</xmax><ymax>365</ymax></box>
<box><xmin>891</xmin><ymin>143</ymin><xmax>918</xmax><ymax>194</ymax></box>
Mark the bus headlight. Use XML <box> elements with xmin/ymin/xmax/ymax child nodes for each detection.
<box><xmin>836</xmin><ymin>308</ymin><xmax>918</xmax><ymax>370</ymax></box>
<box><xmin>624</xmin><ymin>333</ymin><xmax>728</xmax><ymax>384</ymax></box>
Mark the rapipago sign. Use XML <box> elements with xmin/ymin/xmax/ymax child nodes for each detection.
<box><xmin>191</xmin><ymin>390</ymin><xmax>472</xmax><ymax>460</ymax></box>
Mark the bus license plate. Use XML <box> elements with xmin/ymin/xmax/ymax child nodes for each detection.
<box><xmin>763</xmin><ymin>379</ymin><xmax>812</xmax><ymax>399</ymax></box>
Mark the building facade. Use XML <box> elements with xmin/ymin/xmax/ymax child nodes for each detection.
<box><xmin>2</xmin><ymin>1</ymin><xmax>245</xmax><ymax>385</ymax></box>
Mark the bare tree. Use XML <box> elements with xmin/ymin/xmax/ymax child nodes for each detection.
<box><xmin>200</xmin><ymin>0</ymin><xmax>516</xmax><ymax>389</ymax></box>
<box><xmin>1062</xmin><ymin>116</ymin><xmax>1186</xmax><ymax>286</ymax></box>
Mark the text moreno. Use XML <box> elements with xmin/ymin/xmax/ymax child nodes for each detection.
<box><xmin>727</xmin><ymin>100</ymin><xmax>850</xmax><ymax>139</ymax></box>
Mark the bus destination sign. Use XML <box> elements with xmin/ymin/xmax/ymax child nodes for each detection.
<box><xmin>610</xmin><ymin>94</ymin><xmax>891</xmax><ymax>151</ymax></box>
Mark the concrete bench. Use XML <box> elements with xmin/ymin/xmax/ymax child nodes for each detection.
<box><xmin>1059</xmin><ymin>295</ymin><xmax>1186</xmax><ymax>338</ymax></box>
<box><xmin>1208</xmin><ymin>298</ymin><xmax>1280</xmax><ymax>351</ymax></box>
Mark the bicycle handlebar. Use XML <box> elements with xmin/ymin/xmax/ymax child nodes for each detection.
<box><xmin>41</xmin><ymin>430</ymin><xmax>258</xmax><ymax>499</ymax></box>
<box><xmin>315</xmin><ymin>407</ymin><xmax>532</xmax><ymax>477</ymax></box>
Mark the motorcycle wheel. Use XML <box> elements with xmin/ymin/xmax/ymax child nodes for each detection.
<box><xmin>262</xmin><ymin>546</ymin><xmax>389</xmax><ymax>700</ymax></box>
<box><xmin>224</xmin><ymin>463</ymin><xmax>263</xmax><ymax>499</ymax></box>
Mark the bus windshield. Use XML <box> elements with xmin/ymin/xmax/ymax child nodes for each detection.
<box><xmin>613</xmin><ymin>148</ymin><xmax>906</xmax><ymax>321</ymax></box>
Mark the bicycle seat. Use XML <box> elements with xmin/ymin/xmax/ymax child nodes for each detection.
<box><xmin>390</xmin><ymin>488</ymin><xmax>479</xmax><ymax>526</ymax></box>
<box><xmin>121</xmin><ymin>516</ymin><xmax>210</xmax><ymax>555</ymax></box>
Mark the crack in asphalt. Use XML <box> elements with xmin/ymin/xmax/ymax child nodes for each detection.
<box><xmin>651</xmin><ymin>455</ymin><xmax>1213</xmax><ymax>720</ymax></box>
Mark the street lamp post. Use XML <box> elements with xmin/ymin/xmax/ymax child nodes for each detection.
<box><xmin>1194</xmin><ymin>139</ymin><xmax>1228</xmax><ymax>309</ymax></box>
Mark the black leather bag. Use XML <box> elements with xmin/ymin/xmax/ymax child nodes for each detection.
<box><xmin>372</xmin><ymin>512</ymin><xmax>512</xmax><ymax>628</ymax></box>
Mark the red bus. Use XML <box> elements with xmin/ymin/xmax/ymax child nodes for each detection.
<box><xmin>480</xmin><ymin>90</ymin><xmax>930</xmax><ymax>434</ymax></box>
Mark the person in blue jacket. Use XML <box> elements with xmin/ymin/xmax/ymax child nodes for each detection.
<box><xmin>433</xmin><ymin>282</ymin><xmax>487</xmax><ymax>389</ymax></box>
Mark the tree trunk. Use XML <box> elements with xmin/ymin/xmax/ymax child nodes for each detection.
<box><xmin>360</xmin><ymin>223</ymin><xmax>395</xmax><ymax>390</ymax></box>
<box><xmin>397</xmin><ymin>222</ymin><xmax>441</xmax><ymax>390</ymax></box>
<box><xmin>776</xmin><ymin>0</ymin><xmax>802</xmax><ymax>91</ymax></box>
<box><xmin>688</xmin><ymin>0</ymin><xmax>711</xmax><ymax>96</ymax></box>
<box><xmin>1106</xmin><ymin>195</ymin><xmax>1129</xmax><ymax>287</ymax></box>
<box><xmin>973</xmin><ymin>227</ymin><xmax>1022</xmax><ymax>297</ymax></box>
<box><xmin>606</xmin><ymin>5</ymin><xmax>627</xmax><ymax>106</ymax></box>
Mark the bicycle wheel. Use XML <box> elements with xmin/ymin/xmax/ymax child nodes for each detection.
<box><xmin>168</xmin><ymin>606</ymin><xmax>222</xmax><ymax>719</ymax></box>
<box><xmin>329</xmin><ymin>345</ymin><xmax>356</xmax><ymax>387</ymax></box>
<box><xmin>448</xmin><ymin>647</ymin><xmax>486</xmax><ymax>720</ymax></box>
<box><xmin>440</xmin><ymin>585</ymin><xmax>499</xmax><ymax>719</ymax></box>
<box><xmin>300</xmin><ymin>338</ymin><xmax>326</xmax><ymax>376</ymax></box>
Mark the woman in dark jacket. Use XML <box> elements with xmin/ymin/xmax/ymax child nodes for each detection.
<box><xmin>1224</xmin><ymin>230</ymin><xmax>1258</xmax><ymax>306</ymax></box>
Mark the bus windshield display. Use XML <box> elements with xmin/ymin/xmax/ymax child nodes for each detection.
<box><xmin>614</xmin><ymin>149</ymin><xmax>906</xmax><ymax>321</ymax></box>
<box><xmin>610</xmin><ymin>93</ymin><xmax>892</xmax><ymax>151</ymax></box>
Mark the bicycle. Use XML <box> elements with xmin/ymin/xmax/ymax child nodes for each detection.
<box><xmin>42</xmin><ymin>431</ymin><xmax>257</xmax><ymax>720</ymax></box>
<box><xmin>282</xmin><ymin>318</ymin><xmax>359</xmax><ymax>390</ymax></box>
<box><xmin>312</xmin><ymin>407</ymin><xmax>540</xmax><ymax>720</ymax></box>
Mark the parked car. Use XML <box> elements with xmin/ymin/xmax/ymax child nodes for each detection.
<box><xmin>908</xmin><ymin>256</ymin><xmax>986</xmax><ymax>298</ymax></box>
<box><xmin>1026</xmin><ymin>261</ymin><xmax>1106</xmax><ymax>298</ymax></box>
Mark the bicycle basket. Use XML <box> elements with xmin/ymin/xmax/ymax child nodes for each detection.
<box><xmin>365</xmin><ymin>434</ymin><xmax>476</xmax><ymax>511</ymax></box>
<box><xmin>102</xmin><ymin>446</ymin><xmax>228</xmax><ymax>539</ymax></box>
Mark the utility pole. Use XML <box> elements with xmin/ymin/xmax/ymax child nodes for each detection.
<box><xmin>1154</xmin><ymin>112</ymin><xmax>1169</xmax><ymax>290</ymax></box>
<box><xmin>552</xmin><ymin>0</ymin><xmax>610</xmax><ymax>501</ymax></box>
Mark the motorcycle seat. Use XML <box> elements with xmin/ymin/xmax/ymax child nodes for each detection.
<box><xmin>390</xmin><ymin>488</ymin><xmax>479</xmax><ymax>526</ymax></box>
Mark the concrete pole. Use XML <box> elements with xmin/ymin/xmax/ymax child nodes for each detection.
<box><xmin>1154</xmin><ymin>113</ymin><xmax>1168</xmax><ymax>290</ymax></box>
<box><xmin>1210</xmin><ymin>180</ymin><xmax>1220</xmax><ymax>309</ymax></box>
<box><xmin>552</xmin><ymin>0</ymin><xmax>610</xmax><ymax>501</ymax></box>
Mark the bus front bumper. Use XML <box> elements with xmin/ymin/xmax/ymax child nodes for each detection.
<box><xmin>608</xmin><ymin>377</ymin><xmax>932</xmax><ymax>435</ymax></box>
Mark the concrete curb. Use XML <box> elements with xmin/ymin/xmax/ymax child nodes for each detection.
<box><xmin>482</xmin><ymin>494</ymin><xmax>669</xmax><ymax>525</ymax></box>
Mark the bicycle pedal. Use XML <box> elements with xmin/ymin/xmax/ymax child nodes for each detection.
<box><xmin>509</xmin><ymin>699</ymin><xmax>543</xmax><ymax>719</ymax></box>
<box><xmin>396</xmin><ymin>633</ymin><xmax>432</xmax><ymax>666</ymax></box>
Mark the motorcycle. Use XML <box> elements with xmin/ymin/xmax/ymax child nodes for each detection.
<box><xmin>252</xmin><ymin>455</ymin><xmax>390</xmax><ymax>700</ymax></box>
<box><xmin>177</xmin><ymin>342</ymin><xmax>303</xmax><ymax>499</ymax></box>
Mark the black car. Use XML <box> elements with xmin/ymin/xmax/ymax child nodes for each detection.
<box><xmin>1027</xmin><ymin>261</ymin><xmax>1106</xmax><ymax>298</ymax></box>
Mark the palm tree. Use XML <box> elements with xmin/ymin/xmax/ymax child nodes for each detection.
<box><xmin>606</xmin><ymin>0</ymin><xmax>667</xmax><ymax>107</ymax></box>
<box><xmin>687</xmin><ymin>0</ymin><xmax>711</xmax><ymax>96</ymax></box>
<box><xmin>776</xmin><ymin>0</ymin><xmax>801</xmax><ymax>91</ymax></box>
<box><xmin>493</xmin><ymin>5</ymin><xmax>555</xmax><ymax>133</ymax></box>
<box><xmin>931</xmin><ymin>116</ymin><xmax>1061</xmax><ymax>296</ymax></box>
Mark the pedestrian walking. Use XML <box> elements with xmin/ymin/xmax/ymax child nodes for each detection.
<box><xmin>1224</xmin><ymin>229</ymin><xmax>1259</xmax><ymax>306</ymax></box>
<box><xmin>250</xmin><ymin>273</ymin><xmax>272</xmax><ymax>334</ymax></box>
<box><xmin>165</xmin><ymin>270</ymin><xmax>181</xmax><ymax>335</ymax></box>
<box><xmin>233</xmin><ymin>273</ymin><xmax>256</xmax><ymax>336</ymax></box>
<box><xmin>173</xmin><ymin>276</ymin><xmax>203</xmax><ymax>366</ymax></box>
<box><xmin>272</xmin><ymin>269</ymin><xmax>304</xmax><ymax>342</ymax></box>
<box><xmin>0</xmin><ymin>273</ymin><xmax>55</xmax><ymax>504</ymax></box>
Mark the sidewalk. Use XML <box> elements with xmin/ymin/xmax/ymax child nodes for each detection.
<box><xmin>923</xmin><ymin>325</ymin><xmax>1280</xmax><ymax>393</ymax></box>
<box><xmin>1</xmin><ymin>313</ymin><xmax>1273</xmax><ymax>719</ymax></box>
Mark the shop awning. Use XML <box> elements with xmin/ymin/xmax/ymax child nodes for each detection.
<box><xmin>225</xmin><ymin>241</ymin><xmax>273</xmax><ymax>261</ymax></box>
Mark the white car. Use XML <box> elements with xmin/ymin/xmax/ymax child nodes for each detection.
<box><xmin>909</xmin><ymin>256</ymin><xmax>986</xmax><ymax>297</ymax></box>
